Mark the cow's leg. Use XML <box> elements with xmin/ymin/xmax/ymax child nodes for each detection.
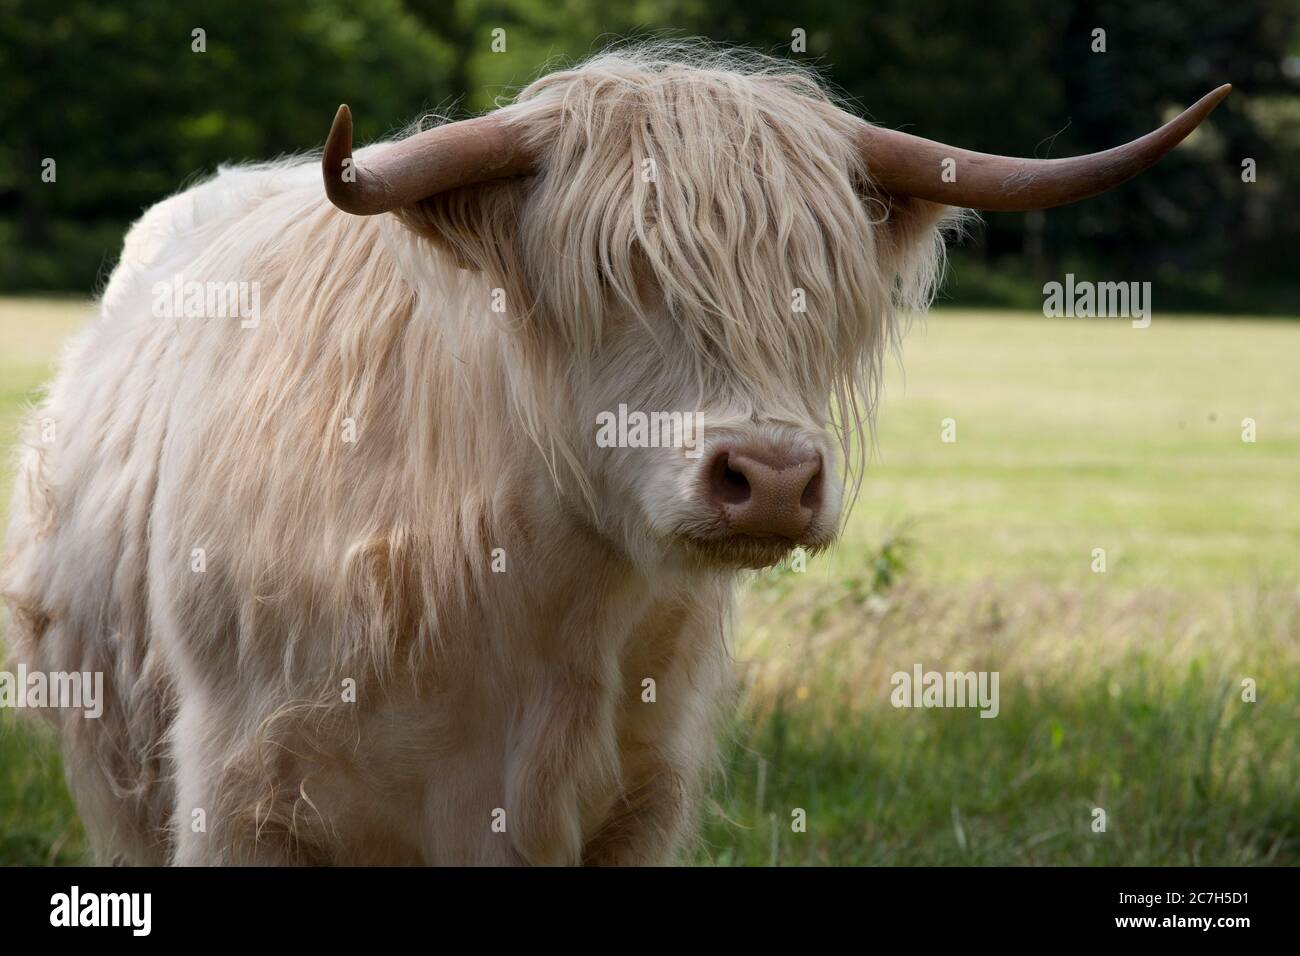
<box><xmin>583</xmin><ymin>594</ymin><xmax>731</xmax><ymax>866</ymax></box>
<box><xmin>503</xmin><ymin>665</ymin><xmax>622</xmax><ymax>866</ymax></box>
<box><xmin>168</xmin><ymin>692</ymin><xmax>287</xmax><ymax>865</ymax></box>
<box><xmin>169</xmin><ymin>692</ymin><xmax>234</xmax><ymax>865</ymax></box>
<box><xmin>168</xmin><ymin>690</ymin><xmax>316</xmax><ymax>866</ymax></box>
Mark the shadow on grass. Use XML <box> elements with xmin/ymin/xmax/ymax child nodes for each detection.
<box><xmin>699</xmin><ymin>658</ymin><xmax>1298</xmax><ymax>866</ymax></box>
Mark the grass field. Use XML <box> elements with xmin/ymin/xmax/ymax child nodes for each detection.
<box><xmin>1</xmin><ymin>298</ymin><xmax>1297</xmax><ymax>865</ymax></box>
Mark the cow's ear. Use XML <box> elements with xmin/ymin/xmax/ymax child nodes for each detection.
<box><xmin>874</xmin><ymin>196</ymin><xmax>965</xmax><ymax>307</ymax></box>
<box><xmin>876</xmin><ymin>197</ymin><xmax>953</xmax><ymax>270</ymax></box>
<box><xmin>396</xmin><ymin>180</ymin><xmax>536</xmax><ymax>321</ymax></box>
<box><xmin>396</xmin><ymin>180</ymin><xmax>533</xmax><ymax>306</ymax></box>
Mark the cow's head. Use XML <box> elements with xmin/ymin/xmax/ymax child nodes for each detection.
<box><xmin>323</xmin><ymin>50</ymin><xmax>1227</xmax><ymax>571</ymax></box>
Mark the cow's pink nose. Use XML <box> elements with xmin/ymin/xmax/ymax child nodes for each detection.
<box><xmin>706</xmin><ymin>446</ymin><xmax>823</xmax><ymax>539</ymax></box>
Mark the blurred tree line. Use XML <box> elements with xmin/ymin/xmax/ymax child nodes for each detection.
<box><xmin>1</xmin><ymin>0</ymin><xmax>1296</xmax><ymax>312</ymax></box>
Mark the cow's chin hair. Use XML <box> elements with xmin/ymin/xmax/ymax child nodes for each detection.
<box><xmin>675</xmin><ymin>533</ymin><xmax>831</xmax><ymax>570</ymax></box>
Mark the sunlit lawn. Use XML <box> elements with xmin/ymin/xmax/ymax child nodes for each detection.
<box><xmin>835</xmin><ymin>310</ymin><xmax>1300</xmax><ymax>589</ymax></box>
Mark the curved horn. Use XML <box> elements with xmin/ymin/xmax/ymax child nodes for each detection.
<box><xmin>858</xmin><ymin>84</ymin><xmax>1231</xmax><ymax>211</ymax></box>
<box><xmin>322</xmin><ymin>104</ymin><xmax>536</xmax><ymax>215</ymax></box>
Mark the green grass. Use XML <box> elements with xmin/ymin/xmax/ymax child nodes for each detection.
<box><xmin>703</xmin><ymin>684</ymin><xmax>1297</xmax><ymax>866</ymax></box>
<box><xmin>0</xmin><ymin>298</ymin><xmax>1296</xmax><ymax>865</ymax></box>
<box><xmin>835</xmin><ymin>310</ymin><xmax>1300</xmax><ymax>589</ymax></box>
<box><xmin>700</xmin><ymin>572</ymin><xmax>1298</xmax><ymax>864</ymax></box>
<box><xmin>0</xmin><ymin>297</ymin><xmax>92</xmax><ymax>863</ymax></box>
<box><xmin>0</xmin><ymin>722</ymin><xmax>86</xmax><ymax>865</ymax></box>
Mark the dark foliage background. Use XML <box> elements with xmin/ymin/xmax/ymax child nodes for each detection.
<box><xmin>1</xmin><ymin>0</ymin><xmax>1296</xmax><ymax>311</ymax></box>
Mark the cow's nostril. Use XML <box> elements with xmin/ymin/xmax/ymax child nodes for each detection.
<box><xmin>800</xmin><ymin>467</ymin><xmax>823</xmax><ymax>511</ymax></box>
<box><xmin>702</xmin><ymin>445</ymin><xmax>823</xmax><ymax>540</ymax></box>
<box><xmin>710</xmin><ymin>452</ymin><xmax>752</xmax><ymax>505</ymax></box>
